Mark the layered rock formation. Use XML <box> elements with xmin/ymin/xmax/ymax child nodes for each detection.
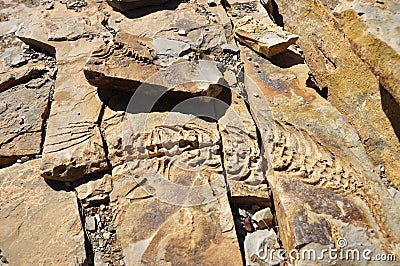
<box><xmin>0</xmin><ymin>0</ymin><xmax>399</xmax><ymax>265</ymax></box>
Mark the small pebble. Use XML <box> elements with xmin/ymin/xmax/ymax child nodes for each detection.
<box><xmin>100</xmin><ymin>204</ymin><xmax>106</xmax><ymax>211</ymax></box>
<box><xmin>178</xmin><ymin>29</ymin><xmax>187</xmax><ymax>36</ymax></box>
<box><xmin>253</xmin><ymin>93</ymin><xmax>260</xmax><ymax>98</ymax></box>
<box><xmin>115</xmin><ymin>18</ymin><xmax>123</xmax><ymax>23</ymax></box>
<box><xmin>85</xmin><ymin>216</ymin><xmax>97</xmax><ymax>232</ymax></box>
<box><xmin>20</xmin><ymin>156</ymin><xmax>29</xmax><ymax>163</ymax></box>
<box><xmin>46</xmin><ymin>2</ymin><xmax>54</xmax><ymax>10</ymax></box>
<box><xmin>103</xmin><ymin>232</ymin><xmax>111</xmax><ymax>240</ymax></box>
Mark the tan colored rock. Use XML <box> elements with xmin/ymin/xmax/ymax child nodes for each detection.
<box><xmin>330</xmin><ymin>0</ymin><xmax>400</xmax><ymax>106</ymax></box>
<box><xmin>0</xmin><ymin>71</ymin><xmax>52</xmax><ymax>166</ymax></box>
<box><xmin>83</xmin><ymin>33</ymin><xmax>159</xmax><ymax>92</ymax></box>
<box><xmin>0</xmin><ymin>65</ymin><xmax>48</xmax><ymax>93</ymax></box>
<box><xmin>241</xmin><ymin>46</ymin><xmax>400</xmax><ymax>264</ymax></box>
<box><xmin>252</xmin><ymin>207</ymin><xmax>273</xmax><ymax>230</ymax></box>
<box><xmin>234</xmin><ymin>16</ymin><xmax>298</xmax><ymax>57</ymax></box>
<box><xmin>244</xmin><ymin>229</ymin><xmax>281</xmax><ymax>266</ymax></box>
<box><xmin>218</xmin><ymin>91</ymin><xmax>264</xmax><ymax>185</ymax></box>
<box><xmin>15</xmin><ymin>16</ymin><xmax>110</xmax><ymax>181</ymax></box>
<box><xmin>107</xmin><ymin>1</ymin><xmax>229</xmax><ymax>53</ymax></box>
<box><xmin>0</xmin><ymin>160</ymin><xmax>87</xmax><ymax>265</ymax></box>
<box><xmin>75</xmin><ymin>173</ymin><xmax>113</xmax><ymax>206</ymax></box>
<box><xmin>40</xmin><ymin>40</ymin><xmax>108</xmax><ymax>181</ymax></box>
<box><xmin>16</xmin><ymin>17</ymin><xmax>106</xmax><ymax>56</ymax></box>
<box><xmin>84</xmin><ymin>34</ymin><xmax>225</xmax><ymax>97</ymax></box>
<box><xmin>109</xmin><ymin>111</ymin><xmax>243</xmax><ymax>264</ymax></box>
<box><xmin>273</xmin><ymin>0</ymin><xmax>400</xmax><ymax>190</ymax></box>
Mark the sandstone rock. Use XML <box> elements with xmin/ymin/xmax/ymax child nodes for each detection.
<box><xmin>107</xmin><ymin>0</ymin><xmax>170</xmax><ymax>12</ymax></box>
<box><xmin>252</xmin><ymin>207</ymin><xmax>273</xmax><ymax>230</ymax></box>
<box><xmin>85</xmin><ymin>216</ymin><xmax>97</xmax><ymax>232</ymax></box>
<box><xmin>75</xmin><ymin>174</ymin><xmax>113</xmax><ymax>206</ymax></box>
<box><xmin>0</xmin><ymin>44</ymin><xmax>56</xmax><ymax>167</ymax></box>
<box><xmin>40</xmin><ymin>41</ymin><xmax>108</xmax><ymax>181</ymax></box>
<box><xmin>109</xmin><ymin>111</ymin><xmax>243</xmax><ymax>264</ymax></box>
<box><xmin>221</xmin><ymin>43</ymin><xmax>240</xmax><ymax>54</ymax></box>
<box><xmin>240</xmin><ymin>45</ymin><xmax>400</xmax><ymax>264</ymax></box>
<box><xmin>152</xmin><ymin>38</ymin><xmax>191</xmax><ymax>66</ymax></box>
<box><xmin>0</xmin><ymin>65</ymin><xmax>48</xmax><ymax>93</ymax></box>
<box><xmin>85</xmin><ymin>39</ymin><xmax>225</xmax><ymax>97</ymax></box>
<box><xmin>83</xmin><ymin>33</ymin><xmax>158</xmax><ymax>92</ymax></box>
<box><xmin>0</xmin><ymin>75</ymin><xmax>52</xmax><ymax>166</ymax></box>
<box><xmin>107</xmin><ymin>1</ymin><xmax>229</xmax><ymax>53</ymax></box>
<box><xmin>16</xmin><ymin>15</ymin><xmax>110</xmax><ymax>55</ymax></box>
<box><xmin>273</xmin><ymin>0</ymin><xmax>400</xmax><ymax>190</ymax></box>
<box><xmin>234</xmin><ymin>16</ymin><xmax>298</xmax><ymax>57</ymax></box>
<box><xmin>218</xmin><ymin>91</ymin><xmax>264</xmax><ymax>185</ymax></box>
<box><xmin>0</xmin><ymin>160</ymin><xmax>87</xmax><ymax>265</ymax></box>
<box><xmin>332</xmin><ymin>1</ymin><xmax>400</xmax><ymax>107</ymax></box>
<box><xmin>244</xmin><ymin>229</ymin><xmax>281</xmax><ymax>266</ymax></box>
<box><xmin>16</xmin><ymin>19</ymin><xmax>110</xmax><ymax>181</ymax></box>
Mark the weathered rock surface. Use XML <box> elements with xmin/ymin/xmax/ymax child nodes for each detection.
<box><xmin>0</xmin><ymin>160</ymin><xmax>87</xmax><ymax>265</ymax></box>
<box><xmin>15</xmin><ymin>17</ymin><xmax>106</xmax><ymax>56</ymax></box>
<box><xmin>107</xmin><ymin>0</ymin><xmax>230</xmax><ymax>53</ymax></box>
<box><xmin>0</xmin><ymin>75</ymin><xmax>51</xmax><ymax>165</ymax></box>
<box><xmin>15</xmin><ymin>13</ymin><xmax>110</xmax><ymax>180</ymax></box>
<box><xmin>234</xmin><ymin>15</ymin><xmax>298</xmax><ymax>57</ymax></box>
<box><xmin>0</xmin><ymin>38</ymin><xmax>56</xmax><ymax>167</ymax></box>
<box><xmin>1</xmin><ymin>0</ymin><xmax>399</xmax><ymax>264</ymax></box>
<box><xmin>244</xmin><ymin>229</ymin><xmax>281</xmax><ymax>266</ymax></box>
<box><xmin>40</xmin><ymin>43</ymin><xmax>108</xmax><ymax>181</ymax></box>
<box><xmin>334</xmin><ymin>0</ymin><xmax>400</xmax><ymax>105</ymax></box>
<box><xmin>110</xmin><ymin>111</ymin><xmax>243</xmax><ymax>264</ymax></box>
<box><xmin>85</xmin><ymin>35</ymin><xmax>224</xmax><ymax>97</ymax></box>
<box><xmin>273</xmin><ymin>0</ymin><xmax>400</xmax><ymax>190</ymax></box>
<box><xmin>240</xmin><ymin>45</ymin><xmax>400</xmax><ymax>264</ymax></box>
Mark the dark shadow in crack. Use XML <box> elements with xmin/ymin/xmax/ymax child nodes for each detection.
<box><xmin>110</xmin><ymin>0</ymin><xmax>184</xmax><ymax>19</ymax></box>
<box><xmin>268</xmin><ymin>49</ymin><xmax>305</xmax><ymax>68</ymax></box>
<box><xmin>380</xmin><ymin>84</ymin><xmax>400</xmax><ymax>142</ymax></box>
<box><xmin>97</xmin><ymin>85</ymin><xmax>232</xmax><ymax>121</ymax></box>
<box><xmin>269</xmin><ymin>0</ymin><xmax>284</xmax><ymax>27</ymax></box>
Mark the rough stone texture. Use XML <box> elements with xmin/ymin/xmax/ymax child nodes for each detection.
<box><xmin>234</xmin><ymin>15</ymin><xmax>298</xmax><ymax>57</ymax></box>
<box><xmin>1</xmin><ymin>0</ymin><xmax>400</xmax><ymax>264</ymax></box>
<box><xmin>85</xmin><ymin>35</ymin><xmax>224</xmax><ymax>97</ymax></box>
<box><xmin>252</xmin><ymin>207</ymin><xmax>273</xmax><ymax>230</ymax></box>
<box><xmin>244</xmin><ymin>229</ymin><xmax>281</xmax><ymax>266</ymax></box>
<box><xmin>218</xmin><ymin>91</ymin><xmax>264</xmax><ymax>186</ymax></box>
<box><xmin>0</xmin><ymin>69</ymin><xmax>52</xmax><ymax>165</ymax></box>
<box><xmin>15</xmin><ymin>12</ymin><xmax>110</xmax><ymax>181</ymax></box>
<box><xmin>15</xmin><ymin>17</ymin><xmax>106</xmax><ymax>56</ymax></box>
<box><xmin>0</xmin><ymin>160</ymin><xmax>87</xmax><ymax>265</ymax></box>
<box><xmin>240</xmin><ymin>45</ymin><xmax>400</xmax><ymax>264</ymax></box>
<box><xmin>110</xmin><ymin>111</ymin><xmax>243</xmax><ymax>264</ymax></box>
<box><xmin>40</xmin><ymin>45</ymin><xmax>108</xmax><ymax>181</ymax></box>
<box><xmin>273</xmin><ymin>0</ymin><xmax>400</xmax><ymax>190</ymax></box>
<box><xmin>333</xmin><ymin>1</ymin><xmax>400</xmax><ymax>105</ymax></box>
<box><xmin>75</xmin><ymin>174</ymin><xmax>113</xmax><ymax>206</ymax></box>
<box><xmin>107</xmin><ymin>0</ymin><xmax>230</xmax><ymax>53</ymax></box>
